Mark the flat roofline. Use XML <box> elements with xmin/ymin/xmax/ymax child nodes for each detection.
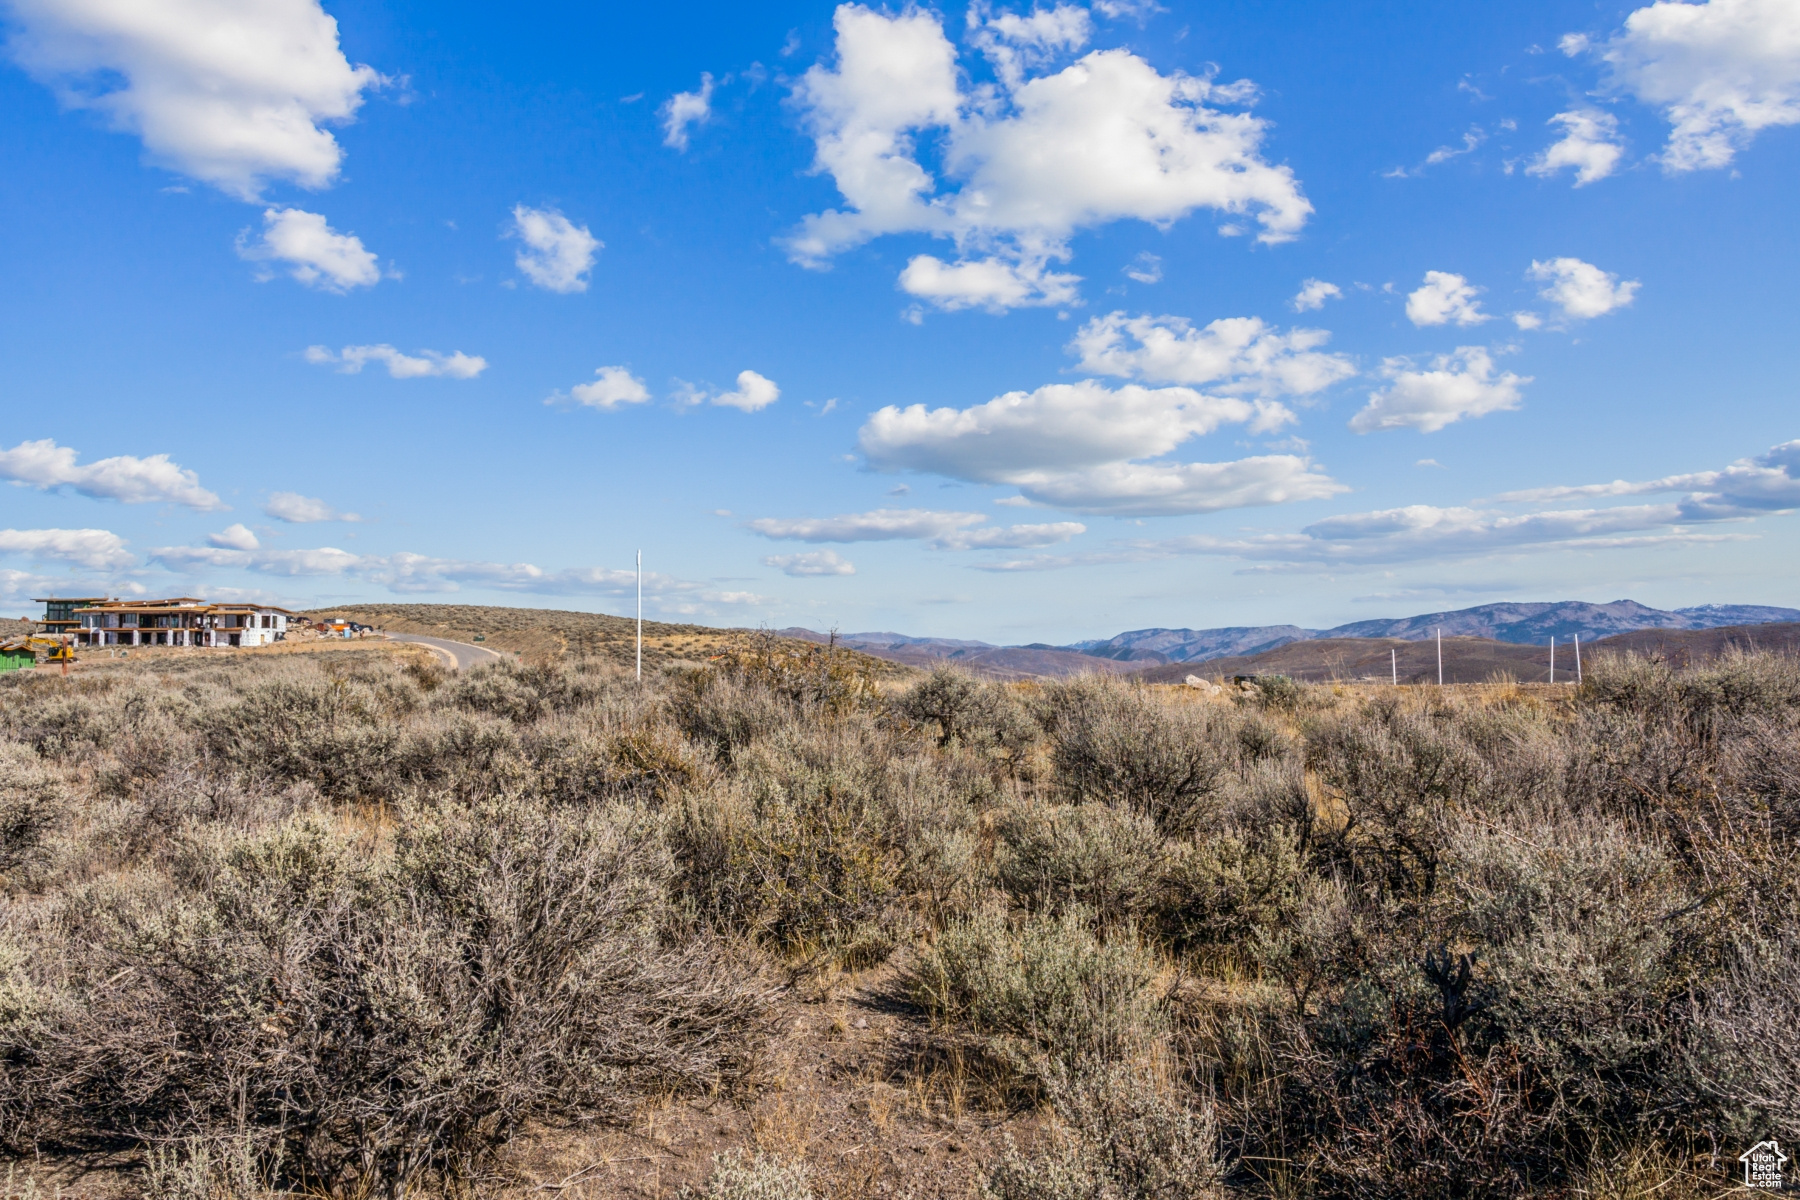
<box><xmin>32</xmin><ymin>596</ymin><xmax>113</xmax><ymax>603</ymax></box>
<box><xmin>74</xmin><ymin>600</ymin><xmax>207</xmax><ymax>611</ymax></box>
<box><xmin>78</xmin><ymin>605</ymin><xmax>208</xmax><ymax>613</ymax></box>
<box><xmin>75</xmin><ymin>601</ymin><xmax>299</xmax><ymax>616</ymax></box>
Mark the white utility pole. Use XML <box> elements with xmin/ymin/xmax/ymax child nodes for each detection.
<box><xmin>1391</xmin><ymin>647</ymin><xmax>1398</xmax><ymax>686</ymax></box>
<box><xmin>635</xmin><ymin>550</ymin><xmax>642</xmax><ymax>682</ymax></box>
<box><xmin>1573</xmin><ymin>633</ymin><xmax>1582</xmax><ymax>685</ymax></box>
<box><xmin>1550</xmin><ymin>635</ymin><xmax>1556</xmax><ymax>684</ymax></box>
<box><xmin>1436</xmin><ymin>627</ymin><xmax>1443</xmax><ymax>686</ymax></box>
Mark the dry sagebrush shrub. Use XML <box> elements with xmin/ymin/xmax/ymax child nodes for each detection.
<box><xmin>695</xmin><ymin>633</ymin><xmax>881</xmax><ymax>719</ymax></box>
<box><xmin>0</xmin><ymin>799</ymin><xmax>770</xmax><ymax>1195</ymax></box>
<box><xmin>141</xmin><ymin>1133</ymin><xmax>283</xmax><ymax>1200</ymax></box>
<box><xmin>685</xmin><ymin>1151</ymin><xmax>816</xmax><ymax>1200</ymax></box>
<box><xmin>197</xmin><ymin>672</ymin><xmax>406</xmax><ymax>802</ymax></box>
<box><xmin>1237</xmin><ymin>673</ymin><xmax>1305</xmax><ymax>714</ymax></box>
<box><xmin>908</xmin><ymin>905</ymin><xmax>1164</xmax><ymax>1090</ymax></box>
<box><xmin>994</xmin><ymin>802</ymin><xmax>1164</xmax><ymax>925</ymax></box>
<box><xmin>3</xmin><ymin>691</ymin><xmax>112</xmax><ymax>762</ymax></box>
<box><xmin>1722</xmin><ymin>714</ymin><xmax>1800</xmax><ymax>836</ymax></box>
<box><xmin>670</xmin><ymin>669</ymin><xmax>809</xmax><ymax>764</ymax></box>
<box><xmin>1305</xmin><ymin>703</ymin><xmax>1487</xmax><ymax>899</ymax></box>
<box><xmin>1037</xmin><ymin>677</ymin><xmax>1227</xmax><ymax>836</ymax></box>
<box><xmin>979</xmin><ymin>1064</ymin><xmax>1222</xmax><ymax>1200</ymax></box>
<box><xmin>1156</xmin><ymin>824</ymin><xmax>1307</xmax><ymax>964</ymax></box>
<box><xmin>899</xmin><ymin>667</ymin><xmax>1039</xmax><ymax>761</ymax></box>
<box><xmin>0</xmin><ymin>746</ymin><xmax>66</xmax><ymax>883</ymax></box>
<box><xmin>1687</xmin><ymin>929</ymin><xmax>1800</xmax><ymax>1142</ymax></box>
<box><xmin>1439</xmin><ymin>817</ymin><xmax>1693</xmax><ymax>1123</ymax></box>
<box><xmin>665</xmin><ymin>719</ymin><xmax>965</xmax><ymax>965</ymax></box>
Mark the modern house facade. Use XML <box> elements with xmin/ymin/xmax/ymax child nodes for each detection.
<box><xmin>68</xmin><ymin>598</ymin><xmax>297</xmax><ymax>648</ymax></box>
<box><xmin>33</xmin><ymin>597</ymin><xmax>112</xmax><ymax>639</ymax></box>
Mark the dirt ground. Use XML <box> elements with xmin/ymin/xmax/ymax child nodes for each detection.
<box><xmin>494</xmin><ymin>959</ymin><xmax>1040</xmax><ymax>1200</ymax></box>
<box><xmin>13</xmin><ymin>638</ymin><xmax>436</xmax><ymax>676</ymax></box>
<box><xmin>7</xmin><ymin>958</ymin><xmax>1043</xmax><ymax>1200</ymax></box>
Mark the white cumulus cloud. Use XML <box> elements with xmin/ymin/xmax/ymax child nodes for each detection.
<box><xmin>969</xmin><ymin>2</ymin><xmax>1093</xmax><ymax>89</ymax></box>
<box><xmin>1350</xmin><ymin>347</ymin><xmax>1530</xmax><ymax>434</ymax></box>
<box><xmin>747</xmin><ymin>509</ymin><xmax>986</xmax><ymax>543</ymax></box>
<box><xmin>304</xmin><ymin>344</ymin><xmax>487</xmax><ymax>379</ymax></box>
<box><xmin>899</xmin><ymin>254</ymin><xmax>1081</xmax><ymax>311</ymax></box>
<box><xmin>982</xmin><ymin>439</ymin><xmax>1800</xmax><ymax>573</ymax></box>
<box><xmin>1152</xmin><ymin>502</ymin><xmax>1732</xmax><ymax>569</ymax></box>
<box><xmin>863</xmin><ymin>381</ymin><xmax>1269</xmax><ymax>480</ymax></box>
<box><xmin>1071</xmin><ymin>312</ymin><xmax>1355</xmax><ymax>397</ymax></box>
<box><xmin>764</xmin><ymin>550</ymin><xmax>856</xmax><ymax>576</ymax></box>
<box><xmin>0</xmin><ymin>568</ymin><xmax>104</xmax><ymax>606</ymax></box>
<box><xmin>787</xmin><ymin>4</ymin><xmax>1310</xmax><ymax>311</ymax></box>
<box><xmin>706</xmin><ymin>370</ymin><xmax>781</xmax><ymax>412</ymax></box>
<box><xmin>997</xmin><ymin>457</ymin><xmax>1345</xmax><ymax>517</ymax></box>
<box><xmin>551</xmin><ymin>366</ymin><xmax>652</xmax><ymax>411</ymax></box>
<box><xmin>0</xmin><ymin>438</ymin><xmax>223</xmax><ymax>509</ymax></box>
<box><xmin>1527</xmin><ymin>109</ymin><xmax>1626</xmax><ymax>185</ymax></box>
<box><xmin>1291</xmin><ymin>278</ymin><xmax>1342</xmax><ymax>311</ymax></box>
<box><xmin>662</xmin><ymin>72</ymin><xmax>716</xmax><ymax>151</ymax></box>
<box><xmin>206</xmin><ymin>523</ymin><xmax>259</xmax><ymax>550</ymax></box>
<box><xmin>4</xmin><ymin>0</ymin><xmax>381</xmax><ymax>200</ymax></box>
<box><xmin>0</xmin><ymin>527</ymin><xmax>134</xmax><ymax>569</ymax></box>
<box><xmin>939</xmin><ymin>521</ymin><xmax>1088</xmax><ymax>549</ymax></box>
<box><xmin>1569</xmin><ymin>0</ymin><xmax>1800</xmax><ymax>172</ymax></box>
<box><xmin>858</xmin><ymin>378</ymin><xmax>1342</xmax><ymax>516</ymax></box>
<box><xmin>238</xmin><ymin>207</ymin><xmax>380</xmax><ymax>291</ymax></box>
<box><xmin>263</xmin><ymin>492</ymin><xmax>360</xmax><ymax>523</ymax></box>
<box><xmin>1124</xmin><ymin>252</ymin><xmax>1163</xmax><ymax>284</ymax></box>
<box><xmin>1527</xmin><ymin>257</ymin><xmax>1642</xmax><ymax>320</ymax></box>
<box><xmin>1494</xmin><ymin>439</ymin><xmax>1800</xmax><ymax>519</ymax></box>
<box><xmin>746</xmin><ymin>507</ymin><xmax>1086</xmax><ymax>549</ymax></box>
<box><xmin>1404</xmin><ymin>271</ymin><xmax>1490</xmax><ymax>327</ymax></box>
<box><xmin>510</xmin><ymin>205</ymin><xmax>601</xmax><ymax>293</ymax></box>
<box><xmin>147</xmin><ymin>541</ymin><xmax>768</xmax><ymax>611</ymax></box>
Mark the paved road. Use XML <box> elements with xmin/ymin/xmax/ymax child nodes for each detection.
<box><xmin>383</xmin><ymin>632</ymin><xmax>506</xmax><ymax>671</ymax></box>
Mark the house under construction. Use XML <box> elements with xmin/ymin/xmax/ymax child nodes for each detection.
<box><xmin>42</xmin><ymin>597</ymin><xmax>299</xmax><ymax>648</ymax></box>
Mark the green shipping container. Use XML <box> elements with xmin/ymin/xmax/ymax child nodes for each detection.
<box><xmin>0</xmin><ymin>651</ymin><xmax>35</xmax><ymax>673</ymax></box>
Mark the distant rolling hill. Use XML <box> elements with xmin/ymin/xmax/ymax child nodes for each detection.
<box><xmin>778</xmin><ymin>629</ymin><xmax>1135</xmax><ymax>680</ymax></box>
<box><xmin>1578</xmin><ymin>621</ymin><xmax>1800</xmax><ymax>666</ymax></box>
<box><xmin>1075</xmin><ymin>600</ymin><xmax>1800</xmax><ymax>664</ymax></box>
<box><xmin>781</xmin><ymin>600</ymin><xmax>1800</xmax><ymax>681</ymax></box>
<box><xmin>1133</xmin><ymin>622</ymin><xmax>1800</xmax><ymax>686</ymax></box>
<box><xmin>1071</xmin><ymin>625</ymin><xmax>1315</xmax><ymax>663</ymax></box>
<box><xmin>301</xmin><ymin>605</ymin><xmax>905</xmax><ymax>676</ymax></box>
<box><xmin>1135</xmin><ymin>636</ymin><xmax>1573</xmax><ymax>686</ymax></box>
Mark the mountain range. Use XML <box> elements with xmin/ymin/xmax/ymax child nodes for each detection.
<box><xmin>1077</xmin><ymin>601</ymin><xmax>1800</xmax><ymax>664</ymax></box>
<box><xmin>782</xmin><ymin>600</ymin><xmax>1800</xmax><ymax>679</ymax></box>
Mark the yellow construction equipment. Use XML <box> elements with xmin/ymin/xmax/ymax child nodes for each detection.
<box><xmin>0</xmin><ymin>634</ymin><xmax>77</xmax><ymax>672</ymax></box>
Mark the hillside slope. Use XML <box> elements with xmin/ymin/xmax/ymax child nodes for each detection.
<box><xmin>306</xmin><ymin>604</ymin><xmax>904</xmax><ymax>675</ymax></box>
<box><xmin>1134</xmin><ymin>622</ymin><xmax>1800</xmax><ymax>685</ymax></box>
<box><xmin>1080</xmin><ymin>599</ymin><xmax>1800</xmax><ymax>664</ymax></box>
<box><xmin>1584</xmin><ymin>621</ymin><xmax>1800</xmax><ymax>665</ymax></box>
<box><xmin>1133</xmin><ymin>636</ymin><xmax>1557</xmax><ymax>686</ymax></box>
<box><xmin>779</xmin><ymin>628</ymin><xmax>1134</xmax><ymax>680</ymax></box>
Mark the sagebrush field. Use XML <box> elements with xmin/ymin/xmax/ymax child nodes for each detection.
<box><xmin>1</xmin><ymin>635</ymin><xmax>1796</xmax><ymax>1199</ymax></box>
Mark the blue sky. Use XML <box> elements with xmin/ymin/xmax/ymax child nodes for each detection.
<box><xmin>1</xmin><ymin>0</ymin><xmax>1797</xmax><ymax>642</ymax></box>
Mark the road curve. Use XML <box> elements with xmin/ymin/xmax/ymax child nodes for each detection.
<box><xmin>383</xmin><ymin>632</ymin><xmax>506</xmax><ymax>671</ymax></box>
